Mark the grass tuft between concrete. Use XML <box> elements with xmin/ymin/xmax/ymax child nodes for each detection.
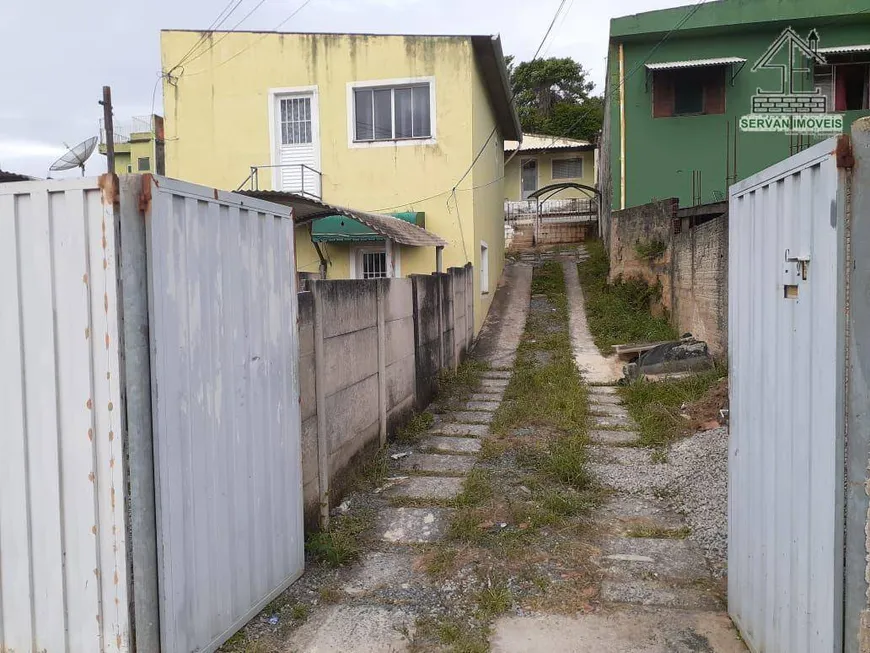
<box><xmin>577</xmin><ymin>239</ymin><xmax>678</xmax><ymax>354</ymax></box>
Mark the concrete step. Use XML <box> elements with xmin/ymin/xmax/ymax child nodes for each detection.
<box><xmin>589</xmin><ymin>404</ymin><xmax>630</xmax><ymax>417</ymax></box>
<box><xmin>588</xmin><ymin>394</ymin><xmax>623</xmax><ymax>406</ymax></box>
<box><xmin>463</xmin><ymin>401</ymin><xmax>500</xmax><ymax>412</ymax></box>
<box><xmin>588</xmin><ymin>386</ymin><xmax>619</xmax><ymax>395</ymax></box>
<box><xmin>377</xmin><ymin>507</ymin><xmax>450</xmax><ymax>544</ymax></box>
<box><xmin>449</xmin><ymin>411</ymin><xmax>494</xmax><ymax>424</ymax></box>
<box><xmin>600</xmin><ymin>579</ymin><xmax>722</xmax><ymax>611</ymax></box>
<box><xmin>590</xmin><ymin>446</ymin><xmax>652</xmax><ymax>465</ymax></box>
<box><xmin>598</xmin><ymin>537</ymin><xmax>709</xmax><ymax>581</ymax></box>
<box><xmin>598</xmin><ymin>496</ymin><xmax>687</xmax><ymax>533</ymax></box>
<box><xmin>481</xmin><ymin>370</ymin><xmax>512</xmax><ymax>380</ymax></box>
<box><xmin>428</xmin><ymin>423</ymin><xmax>490</xmax><ymax>438</ymax></box>
<box><xmin>396</xmin><ymin>453</ymin><xmax>477</xmax><ymax>475</ymax></box>
<box><xmin>480</xmin><ymin>379</ymin><xmax>510</xmax><ymax>391</ymax></box>
<box><xmin>588</xmin><ymin>430</ymin><xmax>640</xmax><ymax>445</ymax></box>
<box><xmin>384</xmin><ymin>476</ymin><xmax>464</xmax><ymax>501</ymax></box>
<box><xmin>470</xmin><ymin>392</ymin><xmax>504</xmax><ymax>402</ymax></box>
<box><xmin>341</xmin><ymin>552</ymin><xmax>428</xmax><ymax>597</ymax></box>
<box><xmin>591</xmin><ymin>414</ymin><xmax>637</xmax><ymax>429</ymax></box>
<box><xmin>289</xmin><ymin>604</ymin><xmax>415</xmax><ymax>653</ymax></box>
<box><xmin>421</xmin><ymin>435</ymin><xmax>482</xmax><ymax>454</ymax></box>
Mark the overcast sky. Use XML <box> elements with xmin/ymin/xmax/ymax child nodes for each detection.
<box><xmin>0</xmin><ymin>0</ymin><xmax>690</xmax><ymax>177</ymax></box>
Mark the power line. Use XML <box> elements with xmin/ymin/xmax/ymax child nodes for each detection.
<box><xmin>167</xmin><ymin>0</ymin><xmax>248</xmax><ymax>74</ymax></box>
<box><xmin>175</xmin><ymin>0</ymin><xmax>273</xmax><ymax>69</ymax></box>
<box><xmin>180</xmin><ymin>0</ymin><xmax>316</xmax><ymax>76</ymax></box>
<box><xmin>536</xmin><ymin>0</ymin><xmax>709</xmax><ymax>155</ymax></box>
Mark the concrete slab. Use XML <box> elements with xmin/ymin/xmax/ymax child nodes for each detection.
<box><xmin>590</xmin><ymin>463</ymin><xmax>673</xmax><ymax>494</ymax></box>
<box><xmin>449</xmin><ymin>411</ymin><xmax>494</xmax><ymax>424</ymax></box>
<box><xmin>470</xmin><ymin>392</ymin><xmax>504</xmax><ymax>402</ymax></box>
<box><xmin>600</xmin><ymin>579</ymin><xmax>722</xmax><ymax>611</ymax></box>
<box><xmin>377</xmin><ymin>507</ymin><xmax>449</xmax><ymax>544</ymax></box>
<box><xmin>341</xmin><ymin>552</ymin><xmax>426</xmax><ymax>596</ymax></box>
<box><xmin>589</xmin><ymin>404</ymin><xmax>631</xmax><ymax>418</ymax></box>
<box><xmin>588</xmin><ymin>394</ymin><xmax>623</xmax><ymax>406</ymax></box>
<box><xmin>474</xmin><ymin>262</ymin><xmax>533</xmax><ymax>370</ymax></box>
<box><xmin>589</xmin><ymin>446</ymin><xmax>652</xmax><ymax>465</ymax></box>
<box><xmin>421</xmin><ymin>436</ymin><xmax>482</xmax><ymax>454</ymax></box>
<box><xmin>287</xmin><ymin>604</ymin><xmax>414</xmax><ymax>652</ymax></box>
<box><xmin>384</xmin><ymin>475</ymin><xmax>464</xmax><ymax>501</ymax></box>
<box><xmin>397</xmin><ymin>453</ymin><xmax>477</xmax><ymax>475</ymax></box>
<box><xmin>592</xmin><ymin>414</ymin><xmax>637</xmax><ymax>429</ymax></box>
<box><xmin>480</xmin><ymin>379</ymin><xmax>510</xmax><ymax>390</ymax></box>
<box><xmin>482</xmin><ymin>370</ymin><xmax>512</xmax><ymax>379</ymax></box>
<box><xmin>464</xmin><ymin>401</ymin><xmax>500</xmax><ymax>412</ymax></box>
<box><xmin>588</xmin><ymin>386</ymin><xmax>619</xmax><ymax>395</ymax></box>
<box><xmin>563</xmin><ymin>262</ymin><xmax>623</xmax><ymax>384</ymax></box>
<box><xmin>491</xmin><ymin>609</ymin><xmax>746</xmax><ymax>653</ymax></box>
<box><xmin>588</xmin><ymin>430</ymin><xmax>640</xmax><ymax>445</ymax></box>
<box><xmin>598</xmin><ymin>496</ymin><xmax>686</xmax><ymax>531</ymax></box>
<box><xmin>599</xmin><ymin>538</ymin><xmax>709</xmax><ymax>581</ymax></box>
<box><xmin>428</xmin><ymin>423</ymin><xmax>490</xmax><ymax>438</ymax></box>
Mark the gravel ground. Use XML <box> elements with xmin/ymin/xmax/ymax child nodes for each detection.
<box><xmin>666</xmin><ymin>427</ymin><xmax>729</xmax><ymax>577</ymax></box>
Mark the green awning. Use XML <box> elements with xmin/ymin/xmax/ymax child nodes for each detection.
<box><xmin>311</xmin><ymin>212</ymin><xmax>425</xmax><ymax>243</ymax></box>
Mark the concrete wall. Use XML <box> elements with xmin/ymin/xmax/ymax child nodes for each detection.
<box><xmin>300</xmin><ymin>264</ymin><xmax>473</xmax><ymax>527</ymax></box>
<box><xmin>608</xmin><ymin>199</ymin><xmax>729</xmax><ymax>356</ymax></box>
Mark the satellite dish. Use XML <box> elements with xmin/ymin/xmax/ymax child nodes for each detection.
<box><xmin>49</xmin><ymin>136</ymin><xmax>98</xmax><ymax>176</ymax></box>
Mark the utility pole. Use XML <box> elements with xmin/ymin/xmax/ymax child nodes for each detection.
<box><xmin>100</xmin><ymin>86</ymin><xmax>115</xmax><ymax>174</ymax></box>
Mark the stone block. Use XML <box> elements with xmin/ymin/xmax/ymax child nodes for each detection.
<box><xmin>421</xmin><ymin>436</ymin><xmax>482</xmax><ymax>454</ymax></box>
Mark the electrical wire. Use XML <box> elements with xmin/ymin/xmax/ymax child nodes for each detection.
<box><xmin>167</xmin><ymin>0</ymin><xmax>247</xmax><ymax>74</ymax></box>
<box><xmin>175</xmin><ymin>0</ymin><xmax>273</xmax><ymax>69</ymax></box>
<box><xmin>535</xmin><ymin>0</ymin><xmax>712</xmax><ymax>154</ymax></box>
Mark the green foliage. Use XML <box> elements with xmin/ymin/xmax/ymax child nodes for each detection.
<box><xmin>508</xmin><ymin>56</ymin><xmax>603</xmax><ymax>142</ymax></box>
<box><xmin>305</xmin><ymin>512</ymin><xmax>372</xmax><ymax>567</ymax></box>
<box><xmin>394</xmin><ymin>411</ymin><xmax>435</xmax><ymax>445</ymax></box>
<box><xmin>619</xmin><ymin>363</ymin><xmax>726</xmax><ymax>448</ymax></box>
<box><xmin>577</xmin><ymin>240</ymin><xmax>678</xmax><ymax>352</ymax></box>
<box><xmin>634</xmin><ymin>238</ymin><xmax>667</xmax><ymax>261</ymax></box>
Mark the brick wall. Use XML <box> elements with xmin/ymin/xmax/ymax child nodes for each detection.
<box><xmin>671</xmin><ymin>215</ymin><xmax>729</xmax><ymax>355</ymax></box>
<box><xmin>608</xmin><ymin>198</ymin><xmax>677</xmax><ymax>317</ymax></box>
<box><xmin>538</xmin><ymin>221</ymin><xmax>597</xmax><ymax>245</ymax></box>
<box><xmin>751</xmin><ymin>95</ymin><xmax>827</xmax><ymax>114</ymax></box>
<box><xmin>608</xmin><ymin>199</ymin><xmax>728</xmax><ymax>356</ymax></box>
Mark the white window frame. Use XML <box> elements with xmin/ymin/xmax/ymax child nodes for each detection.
<box><xmin>552</xmin><ymin>157</ymin><xmax>584</xmax><ymax>180</ymax></box>
<box><xmin>346</xmin><ymin>77</ymin><xmax>437</xmax><ymax>149</ymax></box>
<box><xmin>480</xmin><ymin>241</ymin><xmax>489</xmax><ymax>294</ymax></box>
<box><xmin>267</xmin><ymin>86</ymin><xmax>321</xmax><ymax>191</ymax></box>
<box><xmin>350</xmin><ymin>244</ymin><xmax>402</xmax><ymax>279</ymax></box>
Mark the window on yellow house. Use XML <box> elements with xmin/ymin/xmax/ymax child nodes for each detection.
<box><xmin>353</xmin><ymin>83</ymin><xmax>432</xmax><ymax>142</ymax></box>
<box><xmin>552</xmin><ymin>158</ymin><xmax>583</xmax><ymax>179</ymax></box>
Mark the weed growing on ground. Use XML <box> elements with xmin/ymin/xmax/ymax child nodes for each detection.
<box><xmin>412</xmin><ymin>617</ymin><xmax>490</xmax><ymax>653</ymax></box>
<box><xmin>625</xmin><ymin>525</ymin><xmax>691</xmax><ymax>539</ymax></box>
<box><xmin>394</xmin><ymin>411</ymin><xmax>435</xmax><ymax>445</ymax></box>
<box><xmin>454</xmin><ymin>469</ymin><xmax>494</xmax><ymax>508</ymax></box>
<box><xmin>438</xmin><ymin>359</ymin><xmax>489</xmax><ymax>401</ymax></box>
<box><xmin>474</xmin><ymin>577</ymin><xmax>513</xmax><ymax>618</ymax></box>
<box><xmin>619</xmin><ymin>362</ymin><xmax>726</xmax><ymax>448</ymax></box>
<box><xmin>577</xmin><ymin>240</ymin><xmax>677</xmax><ymax>353</ymax></box>
<box><xmin>304</xmin><ymin>511</ymin><xmax>373</xmax><ymax>568</ymax></box>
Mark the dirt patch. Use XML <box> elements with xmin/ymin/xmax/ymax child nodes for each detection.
<box><xmin>687</xmin><ymin>377</ymin><xmax>728</xmax><ymax>432</ymax></box>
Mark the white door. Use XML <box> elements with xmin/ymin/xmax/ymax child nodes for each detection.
<box><xmin>521</xmin><ymin>159</ymin><xmax>538</xmax><ymax>200</ymax></box>
<box><xmin>275</xmin><ymin>92</ymin><xmax>321</xmax><ymax>197</ymax></box>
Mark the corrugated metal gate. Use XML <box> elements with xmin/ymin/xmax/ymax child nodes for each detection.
<box><xmin>0</xmin><ymin>178</ymin><xmax>131</xmax><ymax>652</ymax></box>
<box><xmin>0</xmin><ymin>175</ymin><xmax>304</xmax><ymax>653</ymax></box>
<box><xmin>728</xmin><ymin>129</ymin><xmax>870</xmax><ymax>653</ymax></box>
<box><xmin>142</xmin><ymin>177</ymin><xmax>304</xmax><ymax>653</ymax></box>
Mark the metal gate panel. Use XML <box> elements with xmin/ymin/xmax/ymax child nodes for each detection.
<box><xmin>0</xmin><ymin>178</ymin><xmax>130</xmax><ymax>652</ymax></box>
<box><xmin>729</xmin><ymin>139</ymin><xmax>844</xmax><ymax>653</ymax></box>
<box><xmin>144</xmin><ymin>177</ymin><xmax>304</xmax><ymax>653</ymax></box>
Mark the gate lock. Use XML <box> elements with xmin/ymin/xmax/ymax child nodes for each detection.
<box><xmin>783</xmin><ymin>249</ymin><xmax>810</xmax><ymax>299</ymax></box>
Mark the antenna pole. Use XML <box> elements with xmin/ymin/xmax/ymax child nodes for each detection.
<box><xmin>100</xmin><ymin>86</ymin><xmax>115</xmax><ymax>174</ymax></box>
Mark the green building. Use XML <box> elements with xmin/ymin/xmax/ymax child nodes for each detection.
<box><xmin>99</xmin><ymin>114</ymin><xmax>165</xmax><ymax>175</ymax></box>
<box><xmin>603</xmin><ymin>0</ymin><xmax>870</xmax><ymax>211</ymax></box>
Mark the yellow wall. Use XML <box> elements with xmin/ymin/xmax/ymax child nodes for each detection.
<box><xmin>107</xmin><ymin>137</ymin><xmax>156</xmax><ymax>175</ymax></box>
<box><xmin>503</xmin><ymin>150</ymin><xmax>596</xmax><ymax>201</ymax></box>
<box><xmin>161</xmin><ymin>31</ymin><xmax>506</xmax><ymax>332</ymax></box>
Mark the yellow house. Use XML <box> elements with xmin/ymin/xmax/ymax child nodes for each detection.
<box><xmin>504</xmin><ymin>133</ymin><xmax>597</xmax><ymax>201</ymax></box>
<box><xmin>159</xmin><ymin>31</ymin><xmax>520</xmax><ymax>332</ymax></box>
<box><xmin>99</xmin><ymin>114</ymin><xmax>165</xmax><ymax>175</ymax></box>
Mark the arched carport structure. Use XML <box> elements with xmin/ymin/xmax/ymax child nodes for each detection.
<box><xmin>525</xmin><ymin>183</ymin><xmax>601</xmax><ymax>245</ymax></box>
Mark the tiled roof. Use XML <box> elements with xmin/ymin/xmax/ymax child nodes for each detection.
<box><xmin>504</xmin><ymin>133</ymin><xmax>593</xmax><ymax>152</ymax></box>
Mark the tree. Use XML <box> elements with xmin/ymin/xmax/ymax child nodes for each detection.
<box><xmin>508</xmin><ymin>56</ymin><xmax>603</xmax><ymax>143</ymax></box>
